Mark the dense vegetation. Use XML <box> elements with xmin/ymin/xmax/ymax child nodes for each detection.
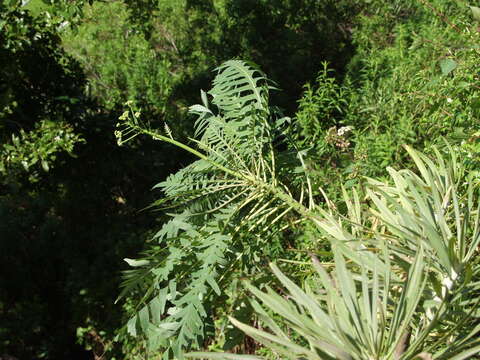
<box><xmin>1</xmin><ymin>0</ymin><xmax>479</xmax><ymax>359</ymax></box>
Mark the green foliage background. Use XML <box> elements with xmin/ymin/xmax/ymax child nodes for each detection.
<box><xmin>1</xmin><ymin>0</ymin><xmax>479</xmax><ymax>359</ymax></box>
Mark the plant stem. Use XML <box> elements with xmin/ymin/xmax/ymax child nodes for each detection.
<box><xmin>133</xmin><ymin>124</ymin><xmax>316</xmax><ymax>221</ymax></box>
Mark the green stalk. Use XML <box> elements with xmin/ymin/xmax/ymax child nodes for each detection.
<box><xmin>131</xmin><ymin>124</ymin><xmax>315</xmax><ymax>221</ymax></box>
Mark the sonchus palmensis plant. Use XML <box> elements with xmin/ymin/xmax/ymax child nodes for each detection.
<box><xmin>115</xmin><ymin>60</ymin><xmax>316</xmax><ymax>358</ymax></box>
<box><xmin>117</xmin><ymin>61</ymin><xmax>480</xmax><ymax>359</ymax></box>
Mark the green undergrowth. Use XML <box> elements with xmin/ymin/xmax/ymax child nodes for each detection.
<box><xmin>295</xmin><ymin>0</ymin><xmax>480</xmax><ymax>198</ymax></box>
<box><xmin>61</xmin><ymin>2</ymin><xmax>176</xmax><ymax>117</ymax></box>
